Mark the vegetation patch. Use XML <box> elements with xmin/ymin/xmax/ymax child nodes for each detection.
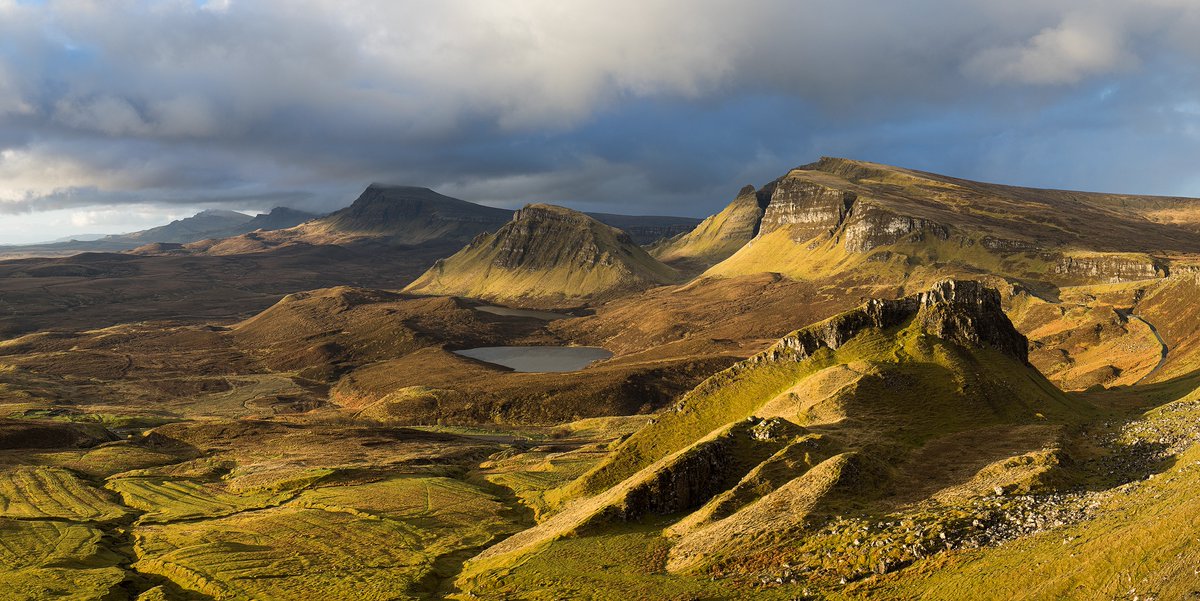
<box><xmin>0</xmin><ymin>466</ymin><xmax>126</xmax><ymax>521</ymax></box>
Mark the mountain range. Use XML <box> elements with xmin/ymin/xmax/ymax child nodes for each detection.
<box><xmin>2</xmin><ymin>157</ymin><xmax>1199</xmax><ymax>599</ymax></box>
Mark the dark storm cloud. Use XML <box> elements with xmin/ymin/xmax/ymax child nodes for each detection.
<box><xmin>1</xmin><ymin>0</ymin><xmax>1199</xmax><ymax>226</ymax></box>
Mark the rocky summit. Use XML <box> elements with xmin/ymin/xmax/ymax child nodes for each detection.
<box><xmin>404</xmin><ymin>203</ymin><xmax>679</xmax><ymax>305</ymax></box>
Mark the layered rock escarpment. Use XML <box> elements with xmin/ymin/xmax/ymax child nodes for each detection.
<box><xmin>757</xmin><ymin>178</ymin><xmax>857</xmax><ymax>240</ymax></box>
<box><xmin>841</xmin><ymin>205</ymin><xmax>950</xmax><ymax>253</ymax></box>
<box><xmin>404</xmin><ymin>204</ymin><xmax>678</xmax><ymax>304</ymax></box>
<box><xmin>694</xmin><ymin>157</ymin><xmax>1200</xmax><ymax>284</ymax></box>
<box><xmin>1053</xmin><ymin>254</ymin><xmax>1169</xmax><ymax>283</ymax></box>
<box><xmin>752</xmin><ymin>166</ymin><xmax>954</xmax><ymax>254</ymax></box>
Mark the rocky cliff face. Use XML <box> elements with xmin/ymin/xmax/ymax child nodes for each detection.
<box><xmin>841</xmin><ymin>205</ymin><xmax>951</xmax><ymax>253</ymax></box>
<box><xmin>757</xmin><ymin>178</ymin><xmax>857</xmax><ymax>240</ymax></box>
<box><xmin>756</xmin><ymin>279</ymin><xmax>1028</xmax><ymax>365</ymax></box>
<box><xmin>743</xmin><ymin>169</ymin><xmax>954</xmax><ymax>255</ymax></box>
<box><xmin>1053</xmin><ymin>254</ymin><xmax>1168</xmax><ymax>283</ymax></box>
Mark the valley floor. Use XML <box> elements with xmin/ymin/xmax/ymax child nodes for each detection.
<box><xmin>2</xmin><ymin>372</ymin><xmax>1199</xmax><ymax>599</ymax></box>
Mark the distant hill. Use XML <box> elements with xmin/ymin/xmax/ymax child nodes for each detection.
<box><xmin>583</xmin><ymin>212</ymin><xmax>701</xmax><ymax>245</ymax></box>
<box><xmin>9</xmin><ymin>185</ymin><xmax>700</xmax><ymax>260</ymax></box>
<box><xmin>241</xmin><ymin>207</ymin><xmax>318</xmax><ymax>232</ymax></box>
<box><xmin>118</xmin><ymin>209</ymin><xmax>255</xmax><ymax>244</ymax></box>
<box><xmin>404</xmin><ymin>204</ymin><xmax>679</xmax><ymax>306</ymax></box>
<box><xmin>284</xmin><ymin>185</ymin><xmax>513</xmax><ymax>246</ymax></box>
<box><xmin>0</xmin><ymin>206</ymin><xmax>318</xmax><ymax>257</ymax></box>
<box><xmin>241</xmin><ymin>185</ymin><xmax>700</xmax><ymax>250</ymax></box>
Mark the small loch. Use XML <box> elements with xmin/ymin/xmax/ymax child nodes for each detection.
<box><xmin>474</xmin><ymin>305</ymin><xmax>571</xmax><ymax>321</ymax></box>
<box><xmin>453</xmin><ymin>346</ymin><xmax>612</xmax><ymax>372</ymax></box>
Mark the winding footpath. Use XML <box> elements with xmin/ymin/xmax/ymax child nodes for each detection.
<box><xmin>1128</xmin><ymin>314</ymin><xmax>1168</xmax><ymax>385</ymax></box>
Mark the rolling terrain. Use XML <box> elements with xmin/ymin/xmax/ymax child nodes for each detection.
<box><xmin>1</xmin><ymin>158</ymin><xmax>1200</xmax><ymax>598</ymax></box>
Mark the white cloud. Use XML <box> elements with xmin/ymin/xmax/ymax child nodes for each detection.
<box><xmin>0</xmin><ymin>0</ymin><xmax>1199</xmax><ymax>229</ymax></box>
<box><xmin>967</xmin><ymin>14</ymin><xmax>1136</xmax><ymax>85</ymax></box>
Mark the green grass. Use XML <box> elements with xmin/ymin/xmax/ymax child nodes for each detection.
<box><xmin>134</xmin><ymin>476</ymin><xmax>522</xmax><ymax>600</ymax></box>
<box><xmin>0</xmin><ymin>466</ymin><xmax>126</xmax><ymax>521</ymax></box>
<box><xmin>134</xmin><ymin>506</ymin><xmax>431</xmax><ymax>599</ymax></box>
<box><xmin>107</xmin><ymin>477</ymin><xmax>290</xmax><ymax>522</ymax></box>
<box><xmin>456</xmin><ymin>521</ymin><xmax>742</xmax><ymax>600</ymax></box>
<box><xmin>0</xmin><ymin>518</ymin><xmax>126</xmax><ymax>601</ymax></box>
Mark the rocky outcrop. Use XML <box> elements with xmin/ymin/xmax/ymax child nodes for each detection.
<box><xmin>1053</xmin><ymin>254</ymin><xmax>1168</xmax><ymax>283</ymax></box>
<box><xmin>755</xmin><ymin>279</ymin><xmax>1028</xmax><ymax>364</ymax></box>
<box><xmin>841</xmin><ymin>206</ymin><xmax>950</xmax><ymax>253</ymax></box>
<box><xmin>916</xmin><ymin>279</ymin><xmax>1029</xmax><ymax>361</ymax></box>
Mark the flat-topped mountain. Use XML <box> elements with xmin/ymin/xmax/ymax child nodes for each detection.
<box><xmin>288</xmin><ymin>185</ymin><xmax>513</xmax><ymax>245</ymax></box>
<box><xmin>404</xmin><ymin>204</ymin><xmax>679</xmax><ymax>305</ymax></box>
<box><xmin>654</xmin><ymin>157</ymin><xmax>1200</xmax><ymax>286</ymax></box>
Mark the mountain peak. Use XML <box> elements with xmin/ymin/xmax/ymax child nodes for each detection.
<box><xmin>513</xmin><ymin>203</ymin><xmax>605</xmax><ymax>228</ymax></box>
<box><xmin>304</xmin><ymin>185</ymin><xmax>512</xmax><ymax>243</ymax></box>
<box><xmin>404</xmin><ymin>203</ymin><xmax>678</xmax><ymax>305</ymax></box>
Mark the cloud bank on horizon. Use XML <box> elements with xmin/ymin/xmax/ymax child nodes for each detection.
<box><xmin>1</xmin><ymin>0</ymin><xmax>1199</xmax><ymax>241</ymax></box>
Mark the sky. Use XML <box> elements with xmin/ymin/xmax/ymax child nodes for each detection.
<box><xmin>1</xmin><ymin>0</ymin><xmax>1199</xmax><ymax>243</ymax></box>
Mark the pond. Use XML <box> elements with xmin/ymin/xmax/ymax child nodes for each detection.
<box><xmin>474</xmin><ymin>305</ymin><xmax>571</xmax><ymax>321</ymax></box>
<box><xmin>453</xmin><ymin>346</ymin><xmax>612</xmax><ymax>372</ymax></box>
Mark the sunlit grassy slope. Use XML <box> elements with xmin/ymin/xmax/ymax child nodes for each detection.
<box><xmin>405</xmin><ymin>204</ymin><xmax>678</xmax><ymax>305</ymax></box>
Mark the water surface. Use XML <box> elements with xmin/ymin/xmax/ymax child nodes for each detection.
<box><xmin>453</xmin><ymin>346</ymin><xmax>612</xmax><ymax>372</ymax></box>
<box><xmin>474</xmin><ymin>305</ymin><xmax>570</xmax><ymax>320</ymax></box>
